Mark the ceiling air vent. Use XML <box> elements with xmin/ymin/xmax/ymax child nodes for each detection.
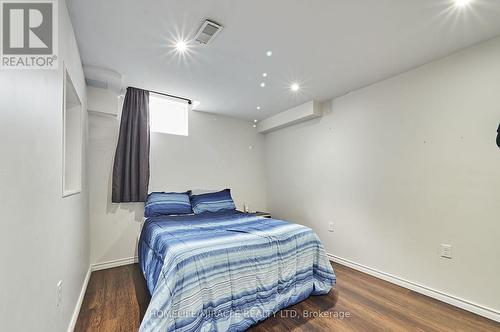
<box><xmin>85</xmin><ymin>78</ymin><xmax>108</xmax><ymax>90</ymax></box>
<box><xmin>194</xmin><ymin>20</ymin><xmax>223</xmax><ymax>45</ymax></box>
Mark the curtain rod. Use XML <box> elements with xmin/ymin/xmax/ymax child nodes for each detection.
<box><xmin>128</xmin><ymin>86</ymin><xmax>192</xmax><ymax>105</ymax></box>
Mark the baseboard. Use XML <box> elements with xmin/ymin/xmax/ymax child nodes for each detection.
<box><xmin>67</xmin><ymin>266</ymin><xmax>91</xmax><ymax>332</ymax></box>
<box><xmin>66</xmin><ymin>257</ymin><xmax>139</xmax><ymax>331</ymax></box>
<box><xmin>328</xmin><ymin>253</ymin><xmax>500</xmax><ymax>323</ymax></box>
<box><xmin>91</xmin><ymin>256</ymin><xmax>139</xmax><ymax>271</ymax></box>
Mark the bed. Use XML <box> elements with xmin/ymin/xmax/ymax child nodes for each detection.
<box><xmin>138</xmin><ymin>210</ymin><xmax>336</xmax><ymax>331</ymax></box>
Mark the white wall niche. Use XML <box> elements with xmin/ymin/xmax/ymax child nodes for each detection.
<box><xmin>62</xmin><ymin>65</ymin><xmax>83</xmax><ymax>197</ymax></box>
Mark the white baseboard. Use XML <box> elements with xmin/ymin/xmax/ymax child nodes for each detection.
<box><xmin>67</xmin><ymin>266</ymin><xmax>91</xmax><ymax>332</ymax></box>
<box><xmin>91</xmin><ymin>256</ymin><xmax>139</xmax><ymax>271</ymax></box>
<box><xmin>66</xmin><ymin>257</ymin><xmax>139</xmax><ymax>331</ymax></box>
<box><xmin>328</xmin><ymin>253</ymin><xmax>500</xmax><ymax>323</ymax></box>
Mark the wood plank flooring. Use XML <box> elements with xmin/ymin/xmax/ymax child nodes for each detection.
<box><xmin>74</xmin><ymin>263</ymin><xmax>500</xmax><ymax>331</ymax></box>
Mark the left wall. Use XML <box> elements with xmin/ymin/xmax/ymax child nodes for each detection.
<box><xmin>0</xmin><ymin>1</ymin><xmax>89</xmax><ymax>331</ymax></box>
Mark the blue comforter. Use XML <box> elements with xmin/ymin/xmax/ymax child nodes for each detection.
<box><xmin>138</xmin><ymin>211</ymin><xmax>335</xmax><ymax>331</ymax></box>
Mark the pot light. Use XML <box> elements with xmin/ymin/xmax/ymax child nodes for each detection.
<box><xmin>290</xmin><ymin>83</ymin><xmax>300</xmax><ymax>92</ymax></box>
<box><xmin>266</xmin><ymin>50</ymin><xmax>273</xmax><ymax>57</ymax></box>
<box><xmin>252</xmin><ymin>124</ymin><xmax>257</xmax><ymax>128</ymax></box>
<box><xmin>254</xmin><ymin>119</ymin><xmax>258</xmax><ymax>123</ymax></box>
<box><xmin>262</xmin><ymin>72</ymin><xmax>268</xmax><ymax>78</ymax></box>
<box><xmin>256</xmin><ymin>106</ymin><xmax>261</xmax><ymax>110</ymax></box>
<box><xmin>260</xmin><ymin>82</ymin><xmax>266</xmax><ymax>88</ymax></box>
<box><xmin>175</xmin><ymin>40</ymin><xmax>188</xmax><ymax>52</ymax></box>
<box><xmin>455</xmin><ymin>0</ymin><xmax>472</xmax><ymax>7</ymax></box>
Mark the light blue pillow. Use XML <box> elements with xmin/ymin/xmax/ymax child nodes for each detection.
<box><xmin>144</xmin><ymin>191</ymin><xmax>192</xmax><ymax>217</ymax></box>
<box><xmin>190</xmin><ymin>189</ymin><xmax>236</xmax><ymax>214</ymax></box>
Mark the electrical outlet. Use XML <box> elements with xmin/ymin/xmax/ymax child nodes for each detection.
<box><xmin>56</xmin><ymin>280</ymin><xmax>63</xmax><ymax>307</ymax></box>
<box><xmin>440</xmin><ymin>244</ymin><xmax>452</xmax><ymax>259</ymax></box>
<box><xmin>328</xmin><ymin>222</ymin><xmax>334</xmax><ymax>232</ymax></box>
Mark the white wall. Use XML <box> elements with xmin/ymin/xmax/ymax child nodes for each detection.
<box><xmin>0</xmin><ymin>2</ymin><xmax>89</xmax><ymax>331</ymax></box>
<box><xmin>88</xmin><ymin>96</ymin><xmax>266</xmax><ymax>265</ymax></box>
<box><xmin>265</xmin><ymin>37</ymin><xmax>500</xmax><ymax>316</ymax></box>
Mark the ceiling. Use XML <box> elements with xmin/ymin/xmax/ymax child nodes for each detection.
<box><xmin>67</xmin><ymin>0</ymin><xmax>500</xmax><ymax>120</ymax></box>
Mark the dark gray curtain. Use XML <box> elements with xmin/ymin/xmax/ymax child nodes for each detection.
<box><xmin>112</xmin><ymin>87</ymin><xmax>150</xmax><ymax>202</ymax></box>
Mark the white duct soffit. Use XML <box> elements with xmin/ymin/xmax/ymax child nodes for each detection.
<box><xmin>257</xmin><ymin>100</ymin><xmax>322</xmax><ymax>134</ymax></box>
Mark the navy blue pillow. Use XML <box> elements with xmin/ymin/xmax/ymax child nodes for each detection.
<box><xmin>190</xmin><ymin>189</ymin><xmax>236</xmax><ymax>214</ymax></box>
<box><xmin>144</xmin><ymin>191</ymin><xmax>192</xmax><ymax>217</ymax></box>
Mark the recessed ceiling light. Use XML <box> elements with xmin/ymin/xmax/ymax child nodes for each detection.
<box><xmin>175</xmin><ymin>40</ymin><xmax>188</xmax><ymax>52</ymax></box>
<box><xmin>262</xmin><ymin>72</ymin><xmax>268</xmax><ymax>78</ymax></box>
<box><xmin>266</xmin><ymin>51</ymin><xmax>272</xmax><ymax>57</ymax></box>
<box><xmin>252</xmin><ymin>124</ymin><xmax>257</xmax><ymax>128</ymax></box>
<box><xmin>455</xmin><ymin>0</ymin><xmax>472</xmax><ymax>7</ymax></box>
<box><xmin>260</xmin><ymin>82</ymin><xmax>266</xmax><ymax>88</ymax></box>
<box><xmin>290</xmin><ymin>83</ymin><xmax>300</xmax><ymax>92</ymax></box>
<box><xmin>254</xmin><ymin>119</ymin><xmax>258</xmax><ymax>123</ymax></box>
<box><xmin>256</xmin><ymin>106</ymin><xmax>261</xmax><ymax>110</ymax></box>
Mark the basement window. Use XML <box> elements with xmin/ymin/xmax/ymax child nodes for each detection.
<box><xmin>149</xmin><ymin>94</ymin><xmax>189</xmax><ymax>136</ymax></box>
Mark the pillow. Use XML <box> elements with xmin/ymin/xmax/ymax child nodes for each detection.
<box><xmin>190</xmin><ymin>189</ymin><xmax>236</xmax><ymax>214</ymax></box>
<box><xmin>144</xmin><ymin>191</ymin><xmax>192</xmax><ymax>217</ymax></box>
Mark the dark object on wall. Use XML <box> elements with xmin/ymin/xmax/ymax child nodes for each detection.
<box><xmin>497</xmin><ymin>124</ymin><xmax>500</xmax><ymax>149</ymax></box>
<box><xmin>112</xmin><ymin>87</ymin><xmax>150</xmax><ymax>203</ymax></box>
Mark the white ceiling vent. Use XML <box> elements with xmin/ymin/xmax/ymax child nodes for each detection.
<box><xmin>85</xmin><ymin>78</ymin><xmax>108</xmax><ymax>90</ymax></box>
<box><xmin>83</xmin><ymin>66</ymin><xmax>123</xmax><ymax>93</ymax></box>
<box><xmin>194</xmin><ymin>20</ymin><xmax>223</xmax><ymax>45</ymax></box>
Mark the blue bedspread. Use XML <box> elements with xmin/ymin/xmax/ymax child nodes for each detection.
<box><xmin>138</xmin><ymin>211</ymin><xmax>335</xmax><ymax>331</ymax></box>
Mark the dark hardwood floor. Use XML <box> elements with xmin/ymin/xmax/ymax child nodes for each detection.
<box><xmin>75</xmin><ymin>263</ymin><xmax>500</xmax><ymax>331</ymax></box>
